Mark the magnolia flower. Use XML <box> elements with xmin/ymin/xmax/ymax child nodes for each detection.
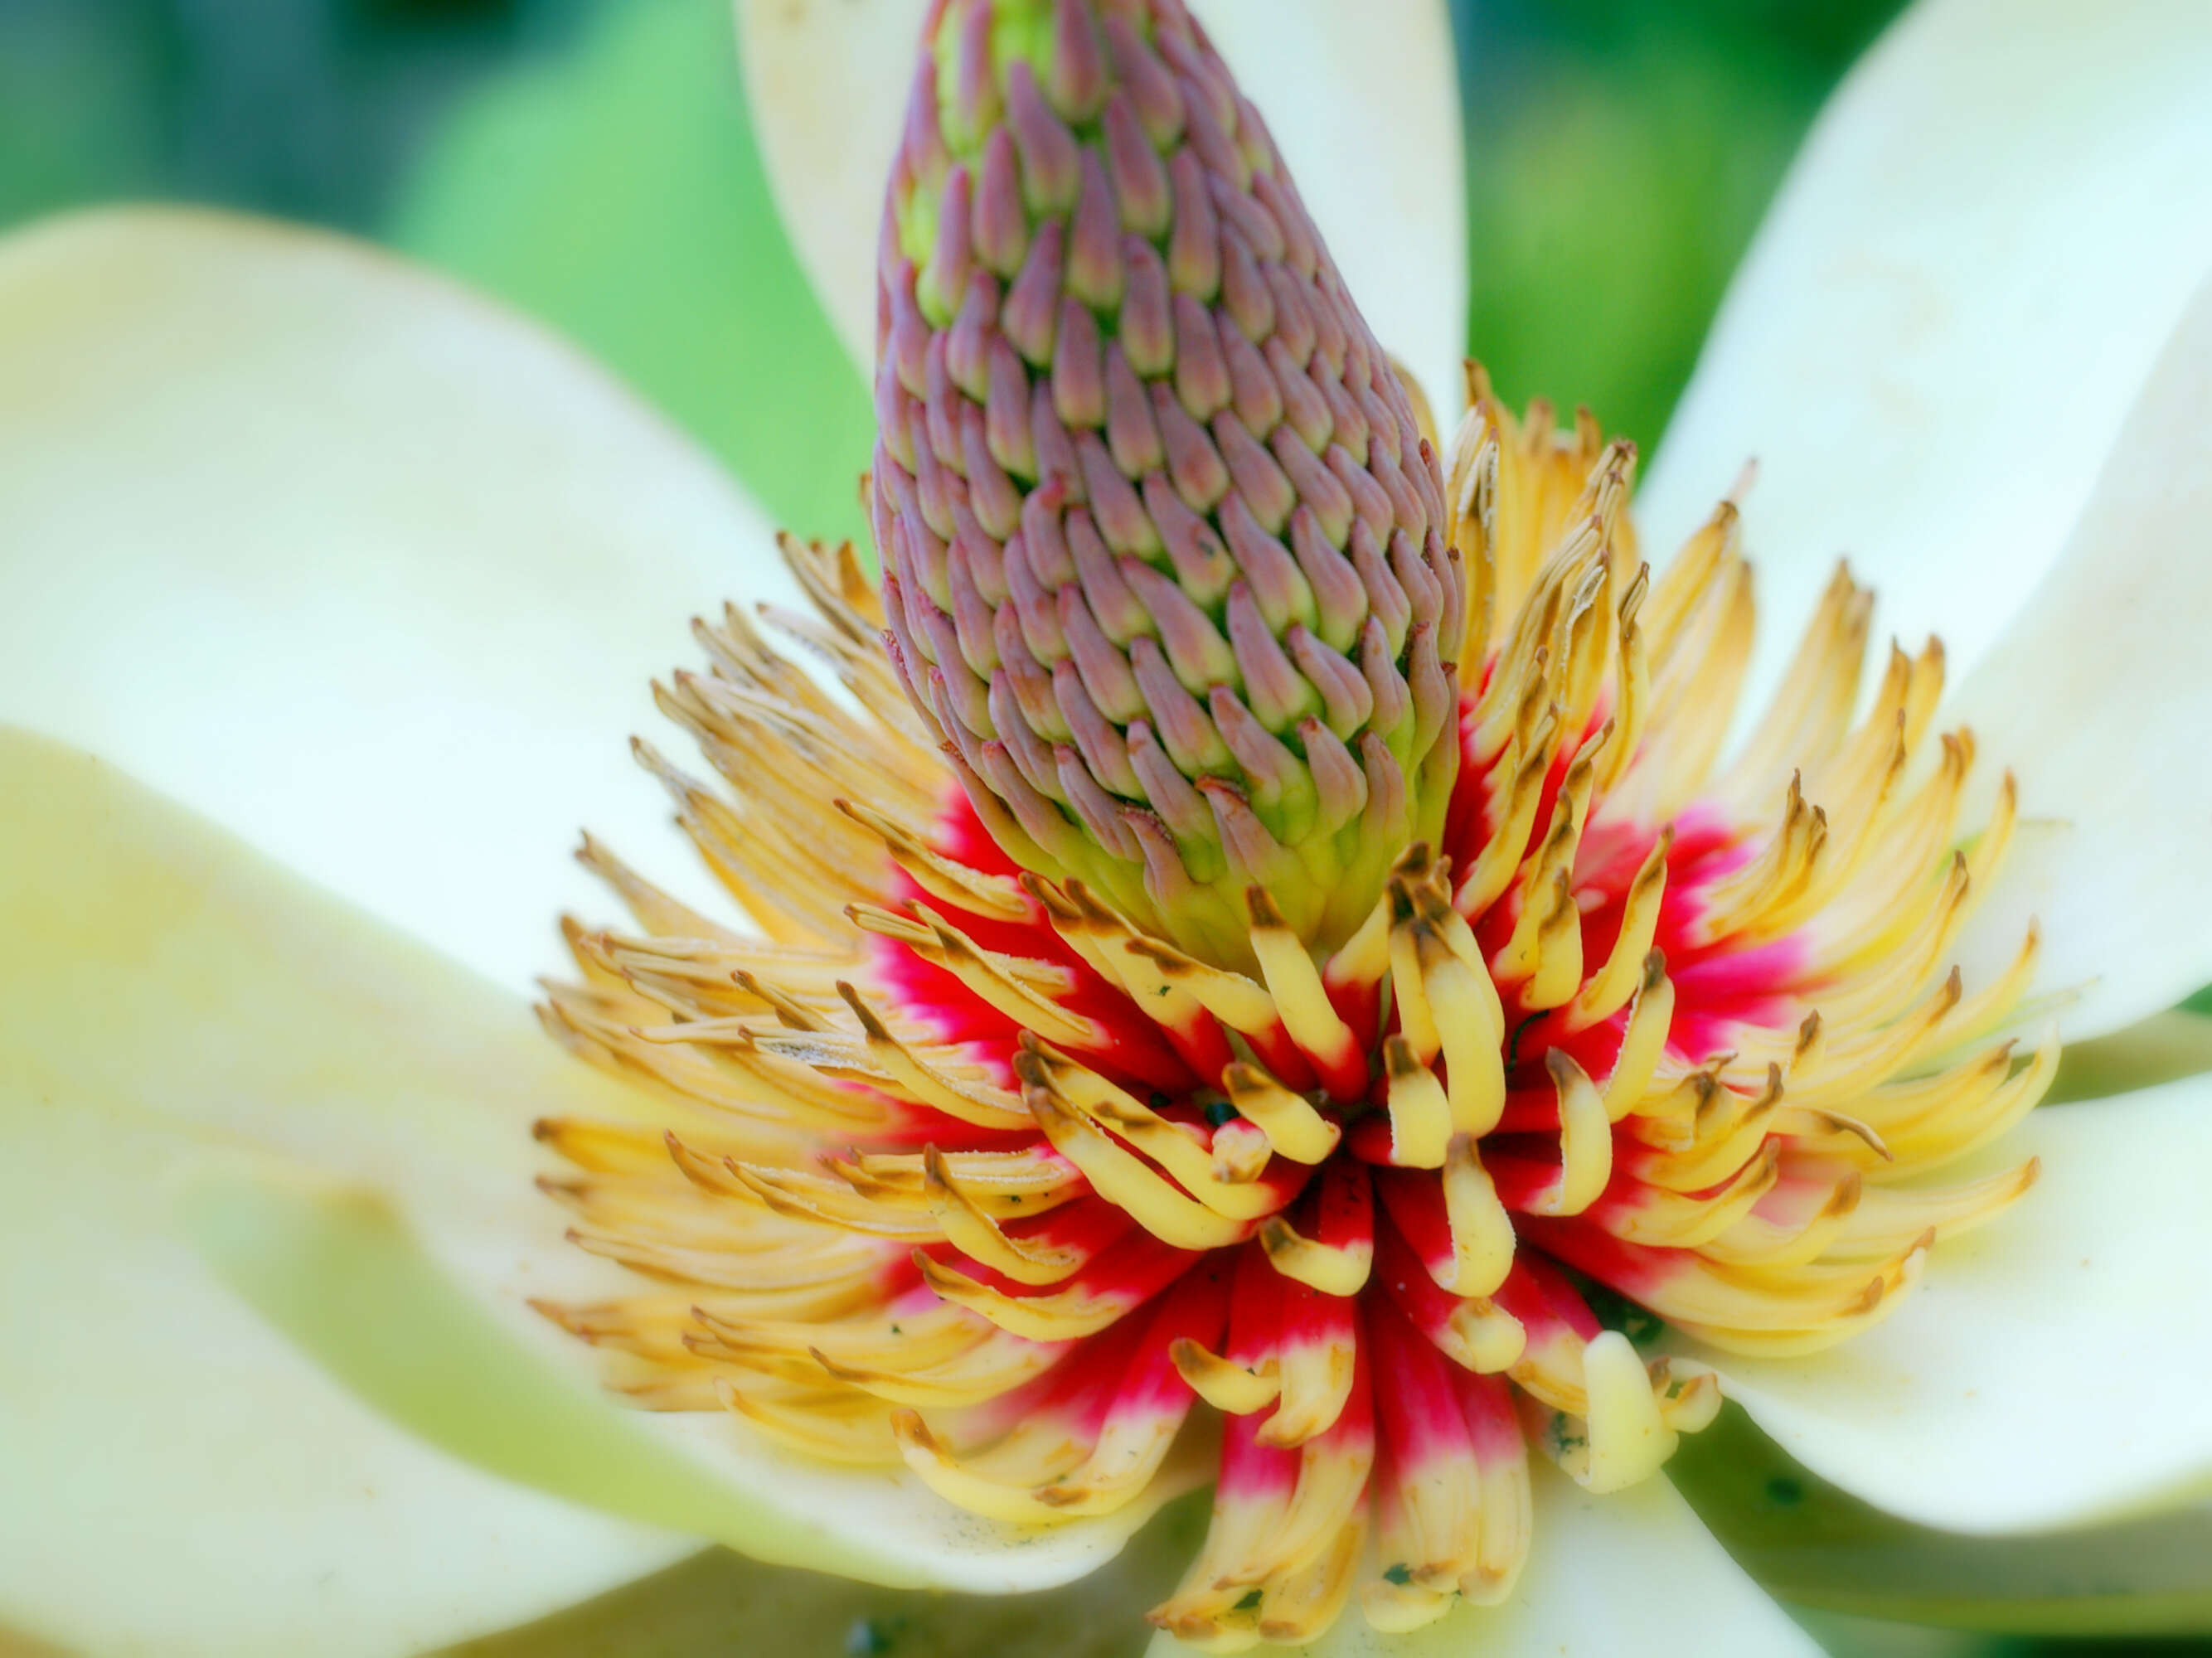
<box><xmin>3</xmin><ymin>1</ymin><xmax>2211</xmax><ymax>1656</ymax></box>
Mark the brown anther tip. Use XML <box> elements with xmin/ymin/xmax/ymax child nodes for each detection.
<box><xmin>1641</xmin><ymin>948</ymin><xmax>1668</xmax><ymax>988</ymax></box>
<box><xmin>1244</xmin><ymin>885</ymin><xmax>1288</xmax><ymax>929</ymax></box>
<box><xmin>1412</xmin><ymin>885</ymin><xmax>1456</xmax><ymax>928</ymax></box>
<box><xmin>834</xmin><ymin>979</ymin><xmax>877</xmax><ymax>1022</ymax></box>
<box><xmin>1390</xmin><ymin>841</ymin><xmax>1434</xmax><ymax>881</ymax></box>
<box><xmin>1066</xmin><ymin>880</ymin><xmax>1117</xmax><ymax>924</ymax></box>
<box><xmin>1382</xmin><ymin>1034</ymin><xmax>1419</xmax><ymax>1075</ymax></box>
<box><xmin>1823</xmin><ymin>1172</ymin><xmax>1865</xmax><ymax>1217</ymax></box>
<box><xmin>1125</xmin><ymin>938</ymin><xmax>1187</xmax><ymax>974</ymax></box>
<box><xmin>1387</xmin><ymin>879</ymin><xmax>1416</xmax><ymax>923</ymax></box>
<box><xmin>1020</xmin><ymin>871</ymin><xmax>1079</xmax><ymax>920</ymax></box>
<box><xmin>531</xmin><ymin>1117</ymin><xmax>558</xmax><ymax>1142</ymax></box>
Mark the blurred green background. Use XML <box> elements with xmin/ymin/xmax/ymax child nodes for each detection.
<box><xmin>33</xmin><ymin>3</ymin><xmax>2182</xmax><ymax>1656</ymax></box>
<box><xmin>0</xmin><ymin>0</ymin><xmax>1908</xmax><ymax>551</ymax></box>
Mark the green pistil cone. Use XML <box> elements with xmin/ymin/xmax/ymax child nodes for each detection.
<box><xmin>871</xmin><ymin>0</ymin><xmax>1460</xmax><ymax>965</ymax></box>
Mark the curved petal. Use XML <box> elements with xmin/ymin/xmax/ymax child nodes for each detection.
<box><xmin>0</xmin><ymin>728</ymin><xmax>1184</xmax><ymax>1602</ymax></box>
<box><xmin>1672</xmin><ymin>1408</ymin><xmax>2212</xmax><ymax>1636</ymax></box>
<box><xmin>734</xmin><ymin>0</ymin><xmax>917</xmax><ymax>374</ymax></box>
<box><xmin>0</xmin><ymin>205</ymin><xmax>806</xmax><ymax>992</ymax></box>
<box><xmin>1638</xmin><ymin>0</ymin><xmax>2212</xmax><ymax>705</ymax></box>
<box><xmin>1147</xmin><ymin>1462</ymin><xmax>1815</xmax><ymax>1656</ymax></box>
<box><xmin>738</xmin><ymin>0</ymin><xmax>1468</xmax><ymax>416</ymax></box>
<box><xmin>0</xmin><ymin>1098</ymin><xmax>695</xmax><ymax>1658</ymax></box>
<box><xmin>1698</xmin><ymin>1068</ymin><xmax>2212</xmax><ymax>1535</ymax></box>
<box><xmin>1948</xmin><ymin>272</ymin><xmax>2212</xmax><ymax>1040</ymax></box>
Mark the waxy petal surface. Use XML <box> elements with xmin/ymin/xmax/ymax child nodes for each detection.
<box><xmin>0</xmin><ymin>1088</ymin><xmax>693</xmax><ymax>1658</ymax></box>
<box><xmin>0</xmin><ymin>206</ymin><xmax>803</xmax><ymax>991</ymax></box>
<box><xmin>1949</xmin><ymin>274</ymin><xmax>2212</xmax><ymax>1040</ymax></box>
<box><xmin>1701</xmin><ymin>1068</ymin><xmax>2212</xmax><ymax>1534</ymax></box>
<box><xmin>1639</xmin><ymin>0</ymin><xmax>2212</xmax><ymax>706</ymax></box>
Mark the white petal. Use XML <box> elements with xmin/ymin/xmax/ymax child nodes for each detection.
<box><xmin>1701</xmin><ymin>1068</ymin><xmax>2212</xmax><ymax>1534</ymax></box>
<box><xmin>735</xmin><ymin>0</ymin><xmax>918</xmax><ymax>374</ymax></box>
<box><xmin>1948</xmin><ymin>272</ymin><xmax>2212</xmax><ymax>1040</ymax></box>
<box><xmin>738</xmin><ymin>0</ymin><xmax>1468</xmax><ymax>416</ymax></box>
<box><xmin>1147</xmin><ymin>1462</ymin><xmax>1814</xmax><ymax>1657</ymax></box>
<box><xmin>0</xmin><ymin>1098</ymin><xmax>694</xmax><ymax>1658</ymax></box>
<box><xmin>0</xmin><ymin>206</ymin><xmax>803</xmax><ymax>993</ymax></box>
<box><xmin>0</xmin><ymin>728</ymin><xmax>1183</xmax><ymax>1607</ymax></box>
<box><xmin>1637</xmin><ymin>0</ymin><xmax>2212</xmax><ymax>704</ymax></box>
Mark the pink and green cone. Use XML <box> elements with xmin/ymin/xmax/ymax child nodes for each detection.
<box><xmin>870</xmin><ymin>0</ymin><xmax>1463</xmax><ymax>963</ymax></box>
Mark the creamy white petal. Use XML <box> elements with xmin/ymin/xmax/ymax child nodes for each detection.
<box><xmin>0</xmin><ymin>728</ymin><xmax>1186</xmax><ymax>1607</ymax></box>
<box><xmin>1703</xmin><ymin>1069</ymin><xmax>2212</xmax><ymax>1534</ymax></box>
<box><xmin>1948</xmin><ymin>273</ymin><xmax>2212</xmax><ymax>1040</ymax></box>
<box><xmin>735</xmin><ymin>0</ymin><xmax>916</xmax><ymax>374</ymax></box>
<box><xmin>0</xmin><ymin>206</ymin><xmax>803</xmax><ymax>993</ymax></box>
<box><xmin>1146</xmin><ymin>1463</ymin><xmax>1815</xmax><ymax>1656</ymax></box>
<box><xmin>0</xmin><ymin>1098</ymin><xmax>695</xmax><ymax>1658</ymax></box>
<box><xmin>1638</xmin><ymin>0</ymin><xmax>2212</xmax><ymax>706</ymax></box>
<box><xmin>738</xmin><ymin>0</ymin><xmax>1467</xmax><ymax>416</ymax></box>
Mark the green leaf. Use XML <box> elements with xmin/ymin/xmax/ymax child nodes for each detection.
<box><xmin>2045</xmin><ymin>1009</ymin><xmax>2212</xmax><ymax>1105</ymax></box>
<box><xmin>1670</xmin><ymin>1407</ymin><xmax>2212</xmax><ymax>1637</ymax></box>
<box><xmin>391</xmin><ymin>0</ymin><xmax>873</xmax><ymax>551</ymax></box>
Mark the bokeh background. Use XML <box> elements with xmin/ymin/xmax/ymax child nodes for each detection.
<box><xmin>0</xmin><ymin>0</ymin><xmax>1907</xmax><ymax>550</ymax></box>
<box><xmin>15</xmin><ymin>2</ymin><xmax>2182</xmax><ymax>1655</ymax></box>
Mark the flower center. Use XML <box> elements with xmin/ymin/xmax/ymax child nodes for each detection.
<box><xmin>533</xmin><ymin>0</ymin><xmax>2050</xmax><ymax>1643</ymax></box>
<box><xmin>534</xmin><ymin>383</ymin><xmax>2049</xmax><ymax>1647</ymax></box>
